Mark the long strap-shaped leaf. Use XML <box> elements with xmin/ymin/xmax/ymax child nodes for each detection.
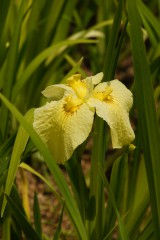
<box><xmin>0</xmin><ymin>93</ymin><xmax>88</xmax><ymax>240</ymax></box>
<box><xmin>12</xmin><ymin>38</ymin><xmax>97</xmax><ymax>100</ymax></box>
<box><xmin>127</xmin><ymin>1</ymin><xmax>160</xmax><ymax>239</ymax></box>
<box><xmin>0</xmin><ymin>0</ymin><xmax>27</xmax><ymax>139</ymax></box>
<box><xmin>0</xmin><ymin>0</ymin><xmax>10</xmax><ymax>43</ymax></box>
<box><xmin>1</xmin><ymin>110</ymin><xmax>33</xmax><ymax>217</ymax></box>
<box><xmin>88</xmin><ymin>1</ymin><xmax>124</xmax><ymax>239</ymax></box>
<box><xmin>89</xmin><ymin>0</ymin><xmax>123</xmax><ymax>239</ymax></box>
<box><xmin>99</xmin><ymin>165</ymin><xmax>130</xmax><ymax>240</ymax></box>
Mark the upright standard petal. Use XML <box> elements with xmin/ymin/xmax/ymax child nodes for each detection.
<box><xmin>42</xmin><ymin>84</ymin><xmax>72</xmax><ymax>100</ymax></box>
<box><xmin>88</xmin><ymin>79</ymin><xmax>135</xmax><ymax>148</ymax></box>
<box><xmin>86</xmin><ymin>72</ymin><xmax>104</xmax><ymax>85</ymax></box>
<box><xmin>33</xmin><ymin>97</ymin><xmax>95</xmax><ymax>164</ymax></box>
<box><xmin>67</xmin><ymin>74</ymin><xmax>89</xmax><ymax>99</ymax></box>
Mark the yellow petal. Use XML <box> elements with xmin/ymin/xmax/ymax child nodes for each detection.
<box><xmin>33</xmin><ymin>99</ymin><xmax>94</xmax><ymax>164</ymax></box>
<box><xmin>91</xmin><ymin>79</ymin><xmax>135</xmax><ymax>147</ymax></box>
<box><xmin>86</xmin><ymin>72</ymin><xmax>104</xmax><ymax>85</ymax></box>
<box><xmin>94</xmin><ymin>80</ymin><xmax>133</xmax><ymax>111</ymax></box>
<box><xmin>42</xmin><ymin>84</ymin><xmax>72</xmax><ymax>100</ymax></box>
<box><xmin>88</xmin><ymin>98</ymin><xmax>135</xmax><ymax>148</ymax></box>
<box><xmin>67</xmin><ymin>74</ymin><xmax>89</xmax><ymax>99</ymax></box>
<box><xmin>110</xmin><ymin>80</ymin><xmax>134</xmax><ymax>111</ymax></box>
<box><xmin>67</xmin><ymin>74</ymin><xmax>81</xmax><ymax>81</ymax></box>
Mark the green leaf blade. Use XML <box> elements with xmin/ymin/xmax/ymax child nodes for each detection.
<box><xmin>127</xmin><ymin>0</ymin><xmax>160</xmax><ymax>238</ymax></box>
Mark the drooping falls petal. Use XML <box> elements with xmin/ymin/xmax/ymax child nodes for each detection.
<box><xmin>88</xmin><ymin>98</ymin><xmax>135</xmax><ymax>148</ymax></box>
<box><xmin>88</xmin><ymin>79</ymin><xmax>135</xmax><ymax>148</ymax></box>
<box><xmin>33</xmin><ymin>98</ymin><xmax>95</xmax><ymax>164</ymax></box>
<box><xmin>93</xmin><ymin>80</ymin><xmax>133</xmax><ymax>111</ymax></box>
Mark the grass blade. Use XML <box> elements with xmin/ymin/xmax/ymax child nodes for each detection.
<box><xmin>105</xmin><ymin>155</ymin><xmax>128</xmax><ymax>237</ymax></box>
<box><xmin>0</xmin><ymin>0</ymin><xmax>27</xmax><ymax>139</ymax></box>
<box><xmin>12</xmin><ymin>38</ymin><xmax>97</xmax><ymax>100</ymax></box>
<box><xmin>99</xmin><ymin>165</ymin><xmax>130</xmax><ymax>240</ymax></box>
<box><xmin>0</xmin><ymin>0</ymin><xmax>11</xmax><ymax>67</ymax></box>
<box><xmin>5</xmin><ymin>191</ymin><xmax>41</xmax><ymax>240</ymax></box>
<box><xmin>1</xmin><ymin>110</ymin><xmax>32</xmax><ymax>215</ymax></box>
<box><xmin>33</xmin><ymin>193</ymin><xmax>42</xmax><ymax>238</ymax></box>
<box><xmin>136</xmin><ymin>220</ymin><xmax>153</xmax><ymax>240</ymax></box>
<box><xmin>65</xmin><ymin>154</ymin><xmax>89</xmax><ymax>222</ymax></box>
<box><xmin>138</xmin><ymin>0</ymin><xmax>160</xmax><ymax>41</ymax></box>
<box><xmin>0</xmin><ymin>0</ymin><xmax>10</xmax><ymax>40</ymax></box>
<box><xmin>103</xmin><ymin>0</ymin><xmax>124</xmax><ymax>81</ymax></box>
<box><xmin>19</xmin><ymin>162</ymin><xmax>62</xmax><ymax>201</ymax></box>
<box><xmin>88</xmin><ymin>1</ymin><xmax>124</xmax><ymax>238</ymax></box>
<box><xmin>53</xmin><ymin>203</ymin><xmax>65</xmax><ymax>240</ymax></box>
<box><xmin>127</xmin><ymin>0</ymin><xmax>160</xmax><ymax>238</ymax></box>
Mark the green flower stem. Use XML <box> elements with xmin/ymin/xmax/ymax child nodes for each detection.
<box><xmin>88</xmin><ymin>1</ymin><xmax>124</xmax><ymax>238</ymax></box>
<box><xmin>89</xmin><ymin>117</ymin><xmax>106</xmax><ymax>239</ymax></box>
<box><xmin>65</xmin><ymin>154</ymin><xmax>88</xmax><ymax>222</ymax></box>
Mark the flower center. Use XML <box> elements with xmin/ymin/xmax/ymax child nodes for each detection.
<box><xmin>64</xmin><ymin>95</ymin><xmax>83</xmax><ymax>113</ymax></box>
<box><xmin>67</xmin><ymin>74</ymin><xmax>88</xmax><ymax>99</ymax></box>
<box><xmin>94</xmin><ymin>86</ymin><xmax>113</xmax><ymax>102</ymax></box>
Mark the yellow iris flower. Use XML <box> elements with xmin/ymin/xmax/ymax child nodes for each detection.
<box><xmin>33</xmin><ymin>73</ymin><xmax>135</xmax><ymax>164</ymax></box>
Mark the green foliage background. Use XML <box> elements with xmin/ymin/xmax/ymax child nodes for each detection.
<box><xmin>0</xmin><ymin>0</ymin><xmax>160</xmax><ymax>239</ymax></box>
